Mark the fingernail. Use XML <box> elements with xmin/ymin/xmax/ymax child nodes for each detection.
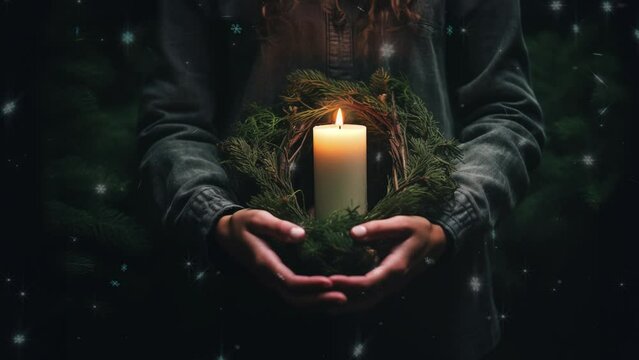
<box><xmin>351</xmin><ymin>225</ymin><xmax>367</xmax><ymax>237</ymax></box>
<box><xmin>289</xmin><ymin>227</ymin><xmax>305</xmax><ymax>238</ymax></box>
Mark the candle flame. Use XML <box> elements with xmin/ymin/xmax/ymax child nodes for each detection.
<box><xmin>335</xmin><ymin>108</ymin><xmax>344</xmax><ymax>127</ymax></box>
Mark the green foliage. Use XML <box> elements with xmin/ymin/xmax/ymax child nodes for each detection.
<box><xmin>524</xmin><ymin>28</ymin><xmax>624</xmax><ymax>213</ymax></box>
<box><xmin>221</xmin><ymin>69</ymin><xmax>460</xmax><ymax>275</ymax></box>
<box><xmin>494</xmin><ymin>26</ymin><xmax>627</xmax><ymax>285</ymax></box>
<box><xmin>65</xmin><ymin>253</ymin><xmax>97</xmax><ymax>276</ymax></box>
<box><xmin>276</xmin><ymin>210</ymin><xmax>378</xmax><ymax>276</ymax></box>
<box><xmin>551</xmin><ymin>117</ymin><xmax>590</xmax><ymax>147</ymax></box>
<box><xmin>46</xmin><ymin>201</ymin><xmax>148</xmax><ymax>255</ymax></box>
<box><xmin>59</xmin><ymin>57</ymin><xmax>117</xmax><ymax>91</ymax></box>
<box><xmin>41</xmin><ymin>30</ymin><xmax>153</xmax><ymax>284</ymax></box>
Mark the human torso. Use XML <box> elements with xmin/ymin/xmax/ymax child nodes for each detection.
<box><xmin>210</xmin><ymin>0</ymin><xmax>453</xmax><ymax>139</ymax></box>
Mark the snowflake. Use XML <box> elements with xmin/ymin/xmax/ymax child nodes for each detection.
<box><xmin>446</xmin><ymin>25</ymin><xmax>454</xmax><ymax>36</ymax></box>
<box><xmin>2</xmin><ymin>100</ymin><xmax>16</xmax><ymax>115</ymax></box>
<box><xmin>120</xmin><ymin>264</ymin><xmax>128</xmax><ymax>272</ymax></box>
<box><xmin>424</xmin><ymin>257</ymin><xmax>436</xmax><ymax>266</ymax></box>
<box><xmin>593</xmin><ymin>73</ymin><xmax>607</xmax><ymax>87</ymax></box>
<box><xmin>469</xmin><ymin>276</ymin><xmax>482</xmax><ymax>293</ymax></box>
<box><xmin>95</xmin><ymin>183</ymin><xmax>107</xmax><ymax>195</ymax></box>
<box><xmin>352</xmin><ymin>343</ymin><xmax>365</xmax><ymax>358</ymax></box>
<box><xmin>230</xmin><ymin>23</ymin><xmax>242</xmax><ymax>35</ymax></box>
<box><xmin>634</xmin><ymin>29</ymin><xmax>639</xmax><ymax>41</ymax></box>
<box><xmin>601</xmin><ymin>1</ymin><xmax>613</xmax><ymax>14</ymax></box>
<box><xmin>110</xmin><ymin>280</ymin><xmax>120</xmax><ymax>287</ymax></box>
<box><xmin>195</xmin><ymin>271</ymin><xmax>205</xmax><ymax>280</ymax></box>
<box><xmin>581</xmin><ymin>154</ymin><xmax>595</xmax><ymax>167</ymax></box>
<box><xmin>460</xmin><ymin>27</ymin><xmax>467</xmax><ymax>34</ymax></box>
<box><xmin>375</xmin><ymin>152</ymin><xmax>383</xmax><ymax>162</ymax></box>
<box><xmin>380</xmin><ymin>43</ymin><xmax>395</xmax><ymax>59</ymax></box>
<box><xmin>572</xmin><ymin>24</ymin><xmax>580</xmax><ymax>35</ymax></box>
<box><xmin>549</xmin><ymin>1</ymin><xmax>563</xmax><ymax>12</ymax></box>
<box><xmin>13</xmin><ymin>334</ymin><xmax>26</xmax><ymax>345</ymax></box>
<box><xmin>121</xmin><ymin>31</ymin><xmax>135</xmax><ymax>45</ymax></box>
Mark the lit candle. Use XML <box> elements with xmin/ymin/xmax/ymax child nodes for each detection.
<box><xmin>313</xmin><ymin>108</ymin><xmax>367</xmax><ymax>219</ymax></box>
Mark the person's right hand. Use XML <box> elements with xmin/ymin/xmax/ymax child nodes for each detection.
<box><xmin>215</xmin><ymin>209</ymin><xmax>347</xmax><ymax>308</ymax></box>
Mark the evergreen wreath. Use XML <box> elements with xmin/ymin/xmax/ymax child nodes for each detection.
<box><xmin>220</xmin><ymin>68</ymin><xmax>461</xmax><ymax>275</ymax></box>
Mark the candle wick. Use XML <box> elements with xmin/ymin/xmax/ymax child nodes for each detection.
<box><xmin>339</xmin><ymin>125</ymin><xmax>342</xmax><ymax>130</ymax></box>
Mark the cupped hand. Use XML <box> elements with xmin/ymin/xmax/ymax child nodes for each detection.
<box><xmin>329</xmin><ymin>215</ymin><xmax>447</xmax><ymax>313</ymax></box>
<box><xmin>215</xmin><ymin>209</ymin><xmax>347</xmax><ymax>308</ymax></box>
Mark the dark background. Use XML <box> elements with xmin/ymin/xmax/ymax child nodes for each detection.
<box><xmin>2</xmin><ymin>0</ymin><xmax>638</xmax><ymax>359</ymax></box>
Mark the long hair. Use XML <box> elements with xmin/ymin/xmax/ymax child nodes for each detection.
<box><xmin>260</xmin><ymin>0</ymin><xmax>423</xmax><ymax>57</ymax></box>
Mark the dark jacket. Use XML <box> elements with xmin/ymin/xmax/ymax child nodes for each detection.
<box><xmin>138</xmin><ymin>1</ymin><xmax>544</xmax><ymax>359</ymax></box>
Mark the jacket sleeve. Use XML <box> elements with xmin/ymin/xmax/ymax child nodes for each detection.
<box><xmin>138</xmin><ymin>0</ymin><xmax>243</xmax><ymax>255</ymax></box>
<box><xmin>430</xmin><ymin>0</ymin><xmax>545</xmax><ymax>252</ymax></box>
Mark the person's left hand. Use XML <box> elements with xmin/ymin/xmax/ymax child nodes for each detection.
<box><xmin>329</xmin><ymin>215</ymin><xmax>447</xmax><ymax>313</ymax></box>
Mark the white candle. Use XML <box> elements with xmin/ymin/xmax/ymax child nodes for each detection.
<box><xmin>313</xmin><ymin>108</ymin><xmax>367</xmax><ymax>219</ymax></box>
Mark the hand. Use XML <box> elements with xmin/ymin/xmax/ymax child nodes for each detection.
<box><xmin>215</xmin><ymin>209</ymin><xmax>347</xmax><ymax>308</ymax></box>
<box><xmin>329</xmin><ymin>215</ymin><xmax>447</xmax><ymax>313</ymax></box>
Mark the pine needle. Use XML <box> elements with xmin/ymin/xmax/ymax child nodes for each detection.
<box><xmin>220</xmin><ymin>69</ymin><xmax>460</xmax><ymax>275</ymax></box>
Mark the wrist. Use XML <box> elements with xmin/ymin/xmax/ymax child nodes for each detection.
<box><xmin>430</xmin><ymin>221</ymin><xmax>454</xmax><ymax>260</ymax></box>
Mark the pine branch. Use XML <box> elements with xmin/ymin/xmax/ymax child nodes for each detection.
<box><xmin>220</xmin><ymin>68</ymin><xmax>461</xmax><ymax>275</ymax></box>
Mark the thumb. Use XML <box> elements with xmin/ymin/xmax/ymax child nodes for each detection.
<box><xmin>248</xmin><ymin>211</ymin><xmax>306</xmax><ymax>243</ymax></box>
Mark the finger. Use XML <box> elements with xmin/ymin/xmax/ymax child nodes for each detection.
<box><xmin>260</xmin><ymin>249</ymin><xmax>333</xmax><ymax>291</ymax></box>
<box><xmin>350</xmin><ymin>216</ymin><xmax>414</xmax><ymax>242</ymax></box>
<box><xmin>329</xmin><ymin>274</ymin><xmax>371</xmax><ymax>291</ymax></box>
<box><xmin>283</xmin><ymin>274</ymin><xmax>337</xmax><ymax>293</ymax></box>
<box><xmin>328</xmin><ymin>264</ymin><xmax>408</xmax><ymax>314</ymax></box>
<box><xmin>327</xmin><ymin>237</ymin><xmax>428</xmax><ymax>314</ymax></box>
<box><xmin>248</xmin><ymin>211</ymin><xmax>306</xmax><ymax>244</ymax></box>
<box><xmin>329</xmin><ymin>241</ymin><xmax>413</xmax><ymax>293</ymax></box>
<box><xmin>329</xmin><ymin>262</ymin><xmax>403</xmax><ymax>293</ymax></box>
<box><xmin>244</xmin><ymin>232</ymin><xmax>332</xmax><ymax>291</ymax></box>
